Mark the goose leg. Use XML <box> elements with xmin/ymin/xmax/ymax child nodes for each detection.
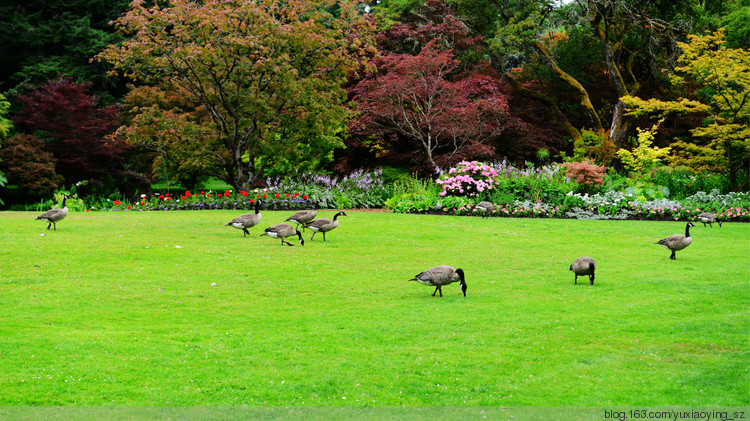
<box><xmin>52</xmin><ymin>222</ymin><xmax>56</xmax><ymax>231</ymax></box>
<box><xmin>243</xmin><ymin>229</ymin><xmax>249</xmax><ymax>237</ymax></box>
<box><xmin>310</xmin><ymin>232</ymin><xmax>316</xmax><ymax>241</ymax></box>
<box><xmin>432</xmin><ymin>287</ymin><xmax>439</xmax><ymax>297</ymax></box>
<box><xmin>47</xmin><ymin>223</ymin><xmax>52</xmax><ymax>230</ymax></box>
<box><xmin>438</xmin><ymin>286</ymin><xmax>443</xmax><ymax>297</ymax></box>
<box><xmin>574</xmin><ymin>275</ymin><xmax>578</xmax><ymax>285</ymax></box>
<box><xmin>670</xmin><ymin>250</ymin><xmax>676</xmax><ymax>260</ymax></box>
<box><xmin>322</xmin><ymin>232</ymin><xmax>326</xmax><ymax>242</ymax></box>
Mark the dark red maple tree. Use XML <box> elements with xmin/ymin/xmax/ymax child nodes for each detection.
<box><xmin>12</xmin><ymin>76</ymin><xmax>131</xmax><ymax>191</ymax></box>
<box><xmin>351</xmin><ymin>41</ymin><xmax>509</xmax><ymax>170</ymax></box>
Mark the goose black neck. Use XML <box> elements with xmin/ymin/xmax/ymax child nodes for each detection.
<box><xmin>685</xmin><ymin>223</ymin><xmax>691</xmax><ymax>237</ymax></box>
<box><xmin>61</xmin><ymin>197</ymin><xmax>67</xmax><ymax>207</ymax></box>
<box><xmin>254</xmin><ymin>200</ymin><xmax>260</xmax><ymax>214</ymax></box>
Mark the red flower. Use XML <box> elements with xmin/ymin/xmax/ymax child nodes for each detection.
<box><xmin>185</xmin><ymin>191</ymin><xmax>192</xmax><ymax>197</ymax></box>
<box><xmin>303</xmin><ymin>195</ymin><xmax>308</xmax><ymax>199</ymax></box>
<box><xmin>85</xmin><ymin>209</ymin><xmax>90</xmax><ymax>212</ymax></box>
<box><xmin>256</xmin><ymin>194</ymin><xmax>260</xmax><ymax>198</ymax></box>
<box><xmin>113</xmin><ymin>200</ymin><xmax>122</xmax><ymax>205</ymax></box>
<box><xmin>127</xmin><ymin>205</ymin><xmax>132</xmax><ymax>210</ymax></box>
<box><xmin>225</xmin><ymin>190</ymin><xmax>231</xmax><ymax>196</ymax></box>
<box><xmin>294</xmin><ymin>192</ymin><xmax>299</xmax><ymax>197</ymax></box>
<box><xmin>240</xmin><ymin>190</ymin><xmax>247</xmax><ymax>197</ymax></box>
<box><xmin>158</xmin><ymin>194</ymin><xmax>164</xmax><ymax>199</ymax></box>
<box><xmin>274</xmin><ymin>193</ymin><xmax>280</xmax><ymax>198</ymax></box>
<box><xmin>218</xmin><ymin>193</ymin><xmax>223</xmax><ymax>197</ymax></box>
<box><xmin>250</xmin><ymin>199</ymin><xmax>255</xmax><ymax>203</ymax></box>
<box><xmin>285</xmin><ymin>193</ymin><xmax>290</xmax><ymax>197</ymax></box>
<box><xmin>201</xmin><ymin>191</ymin><xmax>205</xmax><ymax>195</ymax></box>
<box><xmin>166</xmin><ymin>196</ymin><xmax>173</xmax><ymax>201</ymax></box>
<box><xmin>180</xmin><ymin>196</ymin><xmax>185</xmax><ymax>200</ymax></box>
<box><xmin>262</xmin><ymin>194</ymin><xmax>267</xmax><ymax>198</ymax></box>
<box><xmin>206</xmin><ymin>194</ymin><xmax>211</xmax><ymax>198</ymax></box>
<box><xmin>140</xmin><ymin>201</ymin><xmax>145</xmax><ymax>205</ymax></box>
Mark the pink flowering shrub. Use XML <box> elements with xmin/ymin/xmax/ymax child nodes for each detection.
<box><xmin>436</xmin><ymin>161</ymin><xmax>499</xmax><ymax>197</ymax></box>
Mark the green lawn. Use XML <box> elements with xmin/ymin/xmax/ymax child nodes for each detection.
<box><xmin>0</xmin><ymin>210</ymin><xmax>748</xmax><ymax>406</ymax></box>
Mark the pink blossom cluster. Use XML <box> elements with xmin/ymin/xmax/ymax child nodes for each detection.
<box><xmin>717</xmin><ymin>207</ymin><xmax>749</xmax><ymax>221</ymax></box>
<box><xmin>436</xmin><ymin>161</ymin><xmax>500</xmax><ymax>197</ymax></box>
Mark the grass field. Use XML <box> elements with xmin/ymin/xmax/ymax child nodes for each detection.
<box><xmin>0</xmin><ymin>210</ymin><xmax>748</xmax><ymax>406</ymax></box>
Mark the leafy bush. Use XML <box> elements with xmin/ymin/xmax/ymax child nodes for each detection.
<box><xmin>561</xmin><ymin>160</ymin><xmax>606</xmax><ymax>190</ymax></box>
<box><xmin>652</xmin><ymin>166</ymin><xmax>732</xmax><ymax>198</ymax></box>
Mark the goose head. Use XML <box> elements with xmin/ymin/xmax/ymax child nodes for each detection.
<box><xmin>456</xmin><ymin>268</ymin><xmax>467</xmax><ymax>297</ymax></box>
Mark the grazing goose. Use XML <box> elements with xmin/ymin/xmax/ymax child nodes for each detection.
<box><xmin>304</xmin><ymin>211</ymin><xmax>346</xmax><ymax>242</ymax></box>
<box><xmin>656</xmin><ymin>222</ymin><xmax>695</xmax><ymax>260</ymax></box>
<box><xmin>570</xmin><ymin>257</ymin><xmax>596</xmax><ymax>285</ymax></box>
<box><xmin>260</xmin><ymin>223</ymin><xmax>304</xmax><ymax>246</ymax></box>
<box><xmin>226</xmin><ymin>200</ymin><xmax>262</xmax><ymax>237</ymax></box>
<box><xmin>36</xmin><ymin>196</ymin><xmax>70</xmax><ymax>230</ymax></box>
<box><xmin>409</xmin><ymin>265</ymin><xmax>467</xmax><ymax>297</ymax></box>
<box><xmin>474</xmin><ymin>201</ymin><xmax>495</xmax><ymax>218</ymax></box>
<box><xmin>285</xmin><ymin>209</ymin><xmax>317</xmax><ymax>231</ymax></box>
<box><xmin>696</xmin><ymin>212</ymin><xmax>722</xmax><ymax>228</ymax></box>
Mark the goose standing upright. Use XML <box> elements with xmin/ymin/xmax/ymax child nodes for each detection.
<box><xmin>285</xmin><ymin>209</ymin><xmax>317</xmax><ymax>231</ymax></box>
<box><xmin>409</xmin><ymin>265</ymin><xmax>467</xmax><ymax>297</ymax></box>
<box><xmin>570</xmin><ymin>257</ymin><xmax>596</xmax><ymax>285</ymax></box>
<box><xmin>260</xmin><ymin>223</ymin><xmax>305</xmax><ymax>246</ymax></box>
<box><xmin>304</xmin><ymin>211</ymin><xmax>346</xmax><ymax>242</ymax></box>
<box><xmin>656</xmin><ymin>222</ymin><xmax>695</xmax><ymax>260</ymax></box>
<box><xmin>36</xmin><ymin>196</ymin><xmax>70</xmax><ymax>230</ymax></box>
<box><xmin>226</xmin><ymin>200</ymin><xmax>262</xmax><ymax>237</ymax></box>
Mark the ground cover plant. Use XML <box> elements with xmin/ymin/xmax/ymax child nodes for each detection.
<box><xmin>0</xmin><ymin>211</ymin><xmax>747</xmax><ymax>406</ymax></box>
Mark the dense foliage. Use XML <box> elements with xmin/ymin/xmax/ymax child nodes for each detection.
<box><xmin>0</xmin><ymin>0</ymin><xmax>748</xmax><ymax>207</ymax></box>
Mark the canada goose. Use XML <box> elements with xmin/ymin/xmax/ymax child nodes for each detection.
<box><xmin>656</xmin><ymin>222</ymin><xmax>695</xmax><ymax>260</ymax></box>
<box><xmin>226</xmin><ymin>200</ymin><xmax>262</xmax><ymax>237</ymax></box>
<box><xmin>304</xmin><ymin>211</ymin><xmax>346</xmax><ymax>242</ymax></box>
<box><xmin>474</xmin><ymin>201</ymin><xmax>494</xmax><ymax>218</ymax></box>
<box><xmin>409</xmin><ymin>265</ymin><xmax>467</xmax><ymax>297</ymax></box>
<box><xmin>285</xmin><ymin>209</ymin><xmax>317</xmax><ymax>231</ymax></box>
<box><xmin>570</xmin><ymin>257</ymin><xmax>596</xmax><ymax>285</ymax></box>
<box><xmin>36</xmin><ymin>196</ymin><xmax>70</xmax><ymax>230</ymax></box>
<box><xmin>696</xmin><ymin>212</ymin><xmax>722</xmax><ymax>228</ymax></box>
<box><xmin>260</xmin><ymin>223</ymin><xmax>304</xmax><ymax>246</ymax></box>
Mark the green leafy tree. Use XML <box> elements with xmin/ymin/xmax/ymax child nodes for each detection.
<box><xmin>484</xmin><ymin>0</ymin><xmax>686</xmax><ymax>147</ymax></box>
<box><xmin>617</xmin><ymin>122</ymin><xmax>671</xmax><ymax>182</ymax></box>
<box><xmin>0</xmin><ymin>94</ymin><xmax>11</xmax><ymax>202</ymax></box>
<box><xmin>100</xmin><ymin>0</ymin><xmax>376</xmax><ymax>191</ymax></box>
<box><xmin>622</xmin><ymin>29</ymin><xmax>750</xmax><ymax>190</ymax></box>
<box><xmin>0</xmin><ymin>0</ymin><xmax>130</xmax><ymax>101</ymax></box>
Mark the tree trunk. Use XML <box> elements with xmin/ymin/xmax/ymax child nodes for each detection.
<box><xmin>490</xmin><ymin>57</ymin><xmax>583</xmax><ymax>142</ymax></box>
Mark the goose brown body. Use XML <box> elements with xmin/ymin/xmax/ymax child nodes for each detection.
<box><xmin>696</xmin><ymin>212</ymin><xmax>721</xmax><ymax>228</ymax></box>
<box><xmin>227</xmin><ymin>200</ymin><xmax>262</xmax><ymax>236</ymax></box>
<box><xmin>36</xmin><ymin>196</ymin><xmax>69</xmax><ymax>230</ymax></box>
<box><xmin>260</xmin><ymin>223</ymin><xmax>304</xmax><ymax>246</ymax></box>
<box><xmin>304</xmin><ymin>211</ymin><xmax>346</xmax><ymax>241</ymax></box>
<box><xmin>474</xmin><ymin>201</ymin><xmax>494</xmax><ymax>218</ymax></box>
<box><xmin>570</xmin><ymin>257</ymin><xmax>596</xmax><ymax>285</ymax></box>
<box><xmin>409</xmin><ymin>265</ymin><xmax>467</xmax><ymax>297</ymax></box>
<box><xmin>656</xmin><ymin>222</ymin><xmax>694</xmax><ymax>260</ymax></box>
<box><xmin>285</xmin><ymin>209</ymin><xmax>317</xmax><ymax>231</ymax></box>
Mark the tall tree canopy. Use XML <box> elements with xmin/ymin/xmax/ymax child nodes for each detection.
<box><xmin>623</xmin><ymin>29</ymin><xmax>750</xmax><ymax>191</ymax></box>
<box><xmin>0</xmin><ymin>0</ymin><xmax>130</xmax><ymax>101</ymax></box>
<box><xmin>100</xmin><ymin>0</ymin><xmax>376</xmax><ymax>191</ymax></box>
